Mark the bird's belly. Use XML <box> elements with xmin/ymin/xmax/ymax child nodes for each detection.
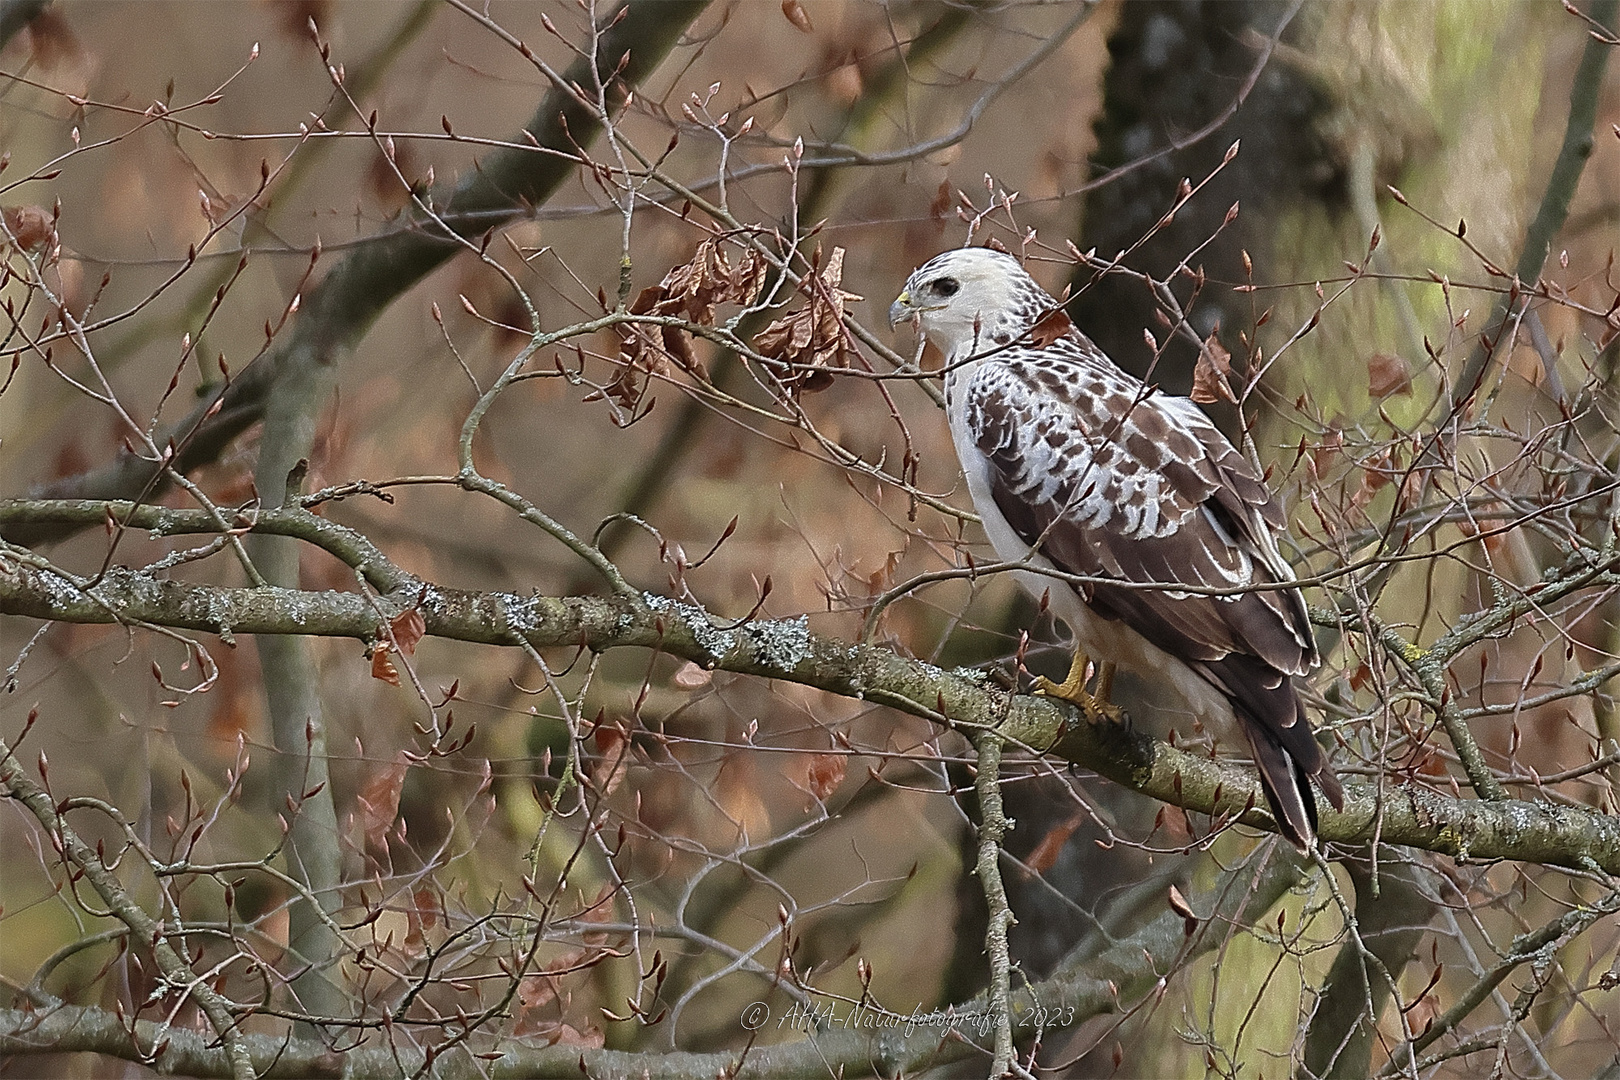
<box><xmin>958</xmin><ymin>442</ymin><xmax>1238</xmax><ymax>738</ymax></box>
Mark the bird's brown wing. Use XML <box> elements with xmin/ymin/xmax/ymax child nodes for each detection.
<box><xmin>967</xmin><ymin>352</ymin><xmax>1342</xmax><ymax>844</ymax></box>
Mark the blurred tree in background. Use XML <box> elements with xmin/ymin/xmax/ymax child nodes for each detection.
<box><xmin>1</xmin><ymin>1</ymin><xmax>1619</xmax><ymax>1077</ymax></box>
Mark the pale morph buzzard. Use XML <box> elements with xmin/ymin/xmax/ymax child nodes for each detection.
<box><xmin>890</xmin><ymin>247</ymin><xmax>1343</xmax><ymax>849</ymax></box>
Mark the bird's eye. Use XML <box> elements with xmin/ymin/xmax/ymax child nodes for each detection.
<box><xmin>929</xmin><ymin>277</ymin><xmax>960</xmax><ymax>297</ymax></box>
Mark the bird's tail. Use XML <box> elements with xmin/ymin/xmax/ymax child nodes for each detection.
<box><xmin>1246</xmin><ymin>728</ymin><xmax>1320</xmax><ymax>850</ymax></box>
<box><xmin>1243</xmin><ymin>697</ymin><xmax>1344</xmax><ymax>851</ymax></box>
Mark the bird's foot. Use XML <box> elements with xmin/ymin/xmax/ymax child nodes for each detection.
<box><xmin>1032</xmin><ymin>653</ymin><xmax>1125</xmax><ymax>725</ymax></box>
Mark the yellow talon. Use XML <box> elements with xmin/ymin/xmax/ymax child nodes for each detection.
<box><xmin>1033</xmin><ymin>649</ymin><xmax>1092</xmax><ymax>703</ymax></box>
<box><xmin>1033</xmin><ymin>652</ymin><xmax>1124</xmax><ymax>725</ymax></box>
<box><xmin>1094</xmin><ymin>660</ymin><xmax>1116</xmax><ymax>706</ymax></box>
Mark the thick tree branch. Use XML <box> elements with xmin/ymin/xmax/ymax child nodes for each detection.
<box><xmin>971</xmin><ymin>730</ymin><xmax>1018</xmax><ymax>1078</ymax></box>
<box><xmin>3</xmin><ymin>500</ymin><xmax>1619</xmax><ymax>874</ymax></box>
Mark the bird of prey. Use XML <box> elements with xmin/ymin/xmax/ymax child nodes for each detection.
<box><xmin>889</xmin><ymin>247</ymin><xmax>1343</xmax><ymax>849</ymax></box>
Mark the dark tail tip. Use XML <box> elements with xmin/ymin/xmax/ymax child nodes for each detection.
<box><xmin>1250</xmin><ymin>734</ymin><xmax>1317</xmax><ymax>850</ymax></box>
<box><xmin>1315</xmin><ymin>762</ymin><xmax>1345</xmax><ymax>813</ymax></box>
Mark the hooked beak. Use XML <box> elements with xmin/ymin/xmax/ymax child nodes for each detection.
<box><xmin>888</xmin><ymin>290</ymin><xmax>911</xmax><ymax>330</ymax></box>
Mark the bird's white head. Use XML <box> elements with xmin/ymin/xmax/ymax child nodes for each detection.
<box><xmin>889</xmin><ymin>247</ymin><xmax>1057</xmax><ymax>361</ymax></box>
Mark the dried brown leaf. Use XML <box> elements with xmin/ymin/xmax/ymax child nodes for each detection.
<box><xmin>865</xmin><ymin>549</ymin><xmax>902</xmax><ymax>598</ymax></box>
<box><xmin>1190</xmin><ymin>332</ymin><xmax>1237</xmax><ymax>404</ymax></box>
<box><xmin>802</xmin><ymin>753</ymin><xmax>846</xmax><ymax>805</ymax></box>
<box><xmin>626</xmin><ymin>240</ymin><xmax>772</xmax><ymax>382</ymax></box>
<box><xmin>413</xmin><ymin>888</ymin><xmax>441</xmax><ymax>930</ymax></box>
<box><xmin>629</xmin><ymin>284</ymin><xmax>665</xmax><ymax>316</ymax></box>
<box><xmin>1311</xmin><ymin>426</ymin><xmax>1344</xmax><ymax>478</ymax></box>
<box><xmin>2</xmin><ymin>205</ymin><xmax>52</xmax><ymax>252</ymax></box>
<box><xmin>516</xmin><ymin>973</ymin><xmax>558</xmax><ymax>1016</ymax></box>
<box><xmin>1350</xmin><ymin>450</ymin><xmax>1394</xmax><ymax>511</ymax></box>
<box><xmin>1029</xmin><ymin>308</ymin><xmax>1074</xmax><ymax>348</ymax></box>
<box><xmin>657</xmin><ymin>237</ymin><xmax>764</xmax><ymax>325</ymax></box>
<box><xmin>660</xmin><ymin>324</ymin><xmax>700</xmax><ymax>376</ymax></box>
<box><xmin>1367</xmin><ymin>352</ymin><xmax>1412</xmax><ymax>398</ymax></box>
<box><xmin>1167</xmin><ymin>883</ymin><xmax>1199</xmax><ymax>936</ymax></box>
<box><xmin>1025</xmin><ymin>814</ymin><xmax>1083</xmax><ymax>874</ymax></box>
<box><xmin>390</xmin><ymin>608</ymin><xmax>425</xmax><ymax>656</ymax></box>
<box><xmin>734</xmin><ymin>248</ymin><xmax>768</xmax><ymax>308</ymax></box>
<box><xmin>672</xmin><ymin>661</ymin><xmax>712</xmax><ymax>690</ymax></box>
<box><xmin>513</xmin><ymin>967</ymin><xmax>576</xmax><ymax>1038</ymax></box>
<box><xmin>606</xmin><ymin>335</ymin><xmax>659</xmax><ymax>395</ymax></box>
<box><xmin>403</xmin><ymin>888</ymin><xmax>441</xmax><ymax>955</ymax></box>
<box><xmin>658</xmin><ymin>241</ymin><xmax>720</xmax><ymax>324</ymax></box>
<box><xmin>592</xmin><ymin>722</ymin><xmax>630</xmax><ymax>797</ymax></box>
<box><xmin>754</xmin><ymin>246</ymin><xmax>862</xmax><ymax>394</ymax></box>
<box><xmin>355</xmin><ymin>752</ymin><xmax>409</xmax><ymax>850</ymax></box>
<box><xmin>370</xmin><ymin>641</ymin><xmax>401</xmax><ymax>686</ymax></box>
